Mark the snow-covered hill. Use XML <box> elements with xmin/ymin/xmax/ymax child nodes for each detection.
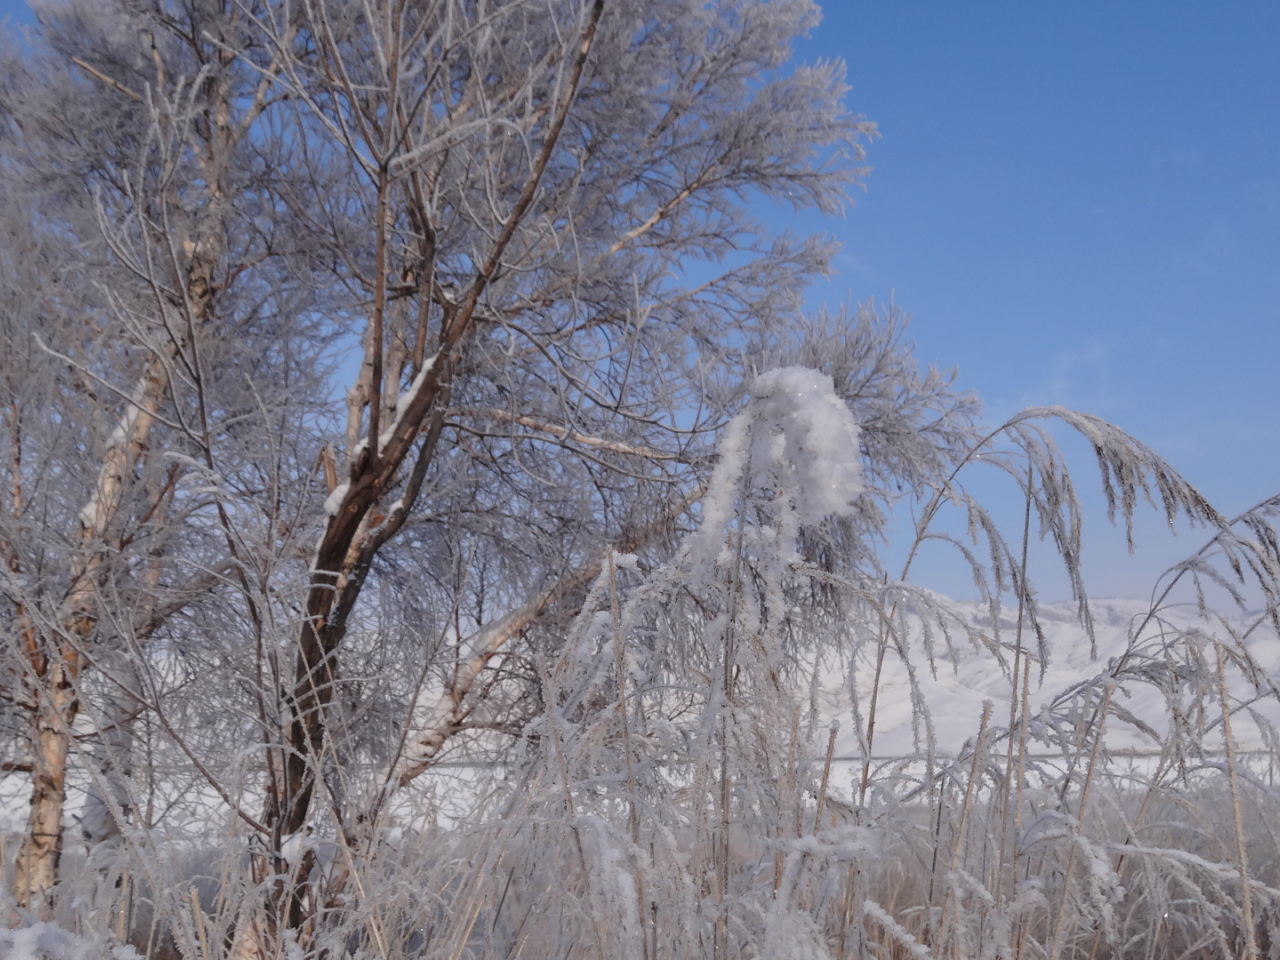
<box><xmin>819</xmin><ymin>595</ymin><xmax>1280</xmax><ymax>758</ymax></box>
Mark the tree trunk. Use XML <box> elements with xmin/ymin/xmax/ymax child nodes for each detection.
<box><xmin>80</xmin><ymin>651</ymin><xmax>141</xmax><ymax>847</ymax></box>
<box><xmin>12</xmin><ymin>219</ymin><xmax>218</xmax><ymax>903</ymax></box>
<box><xmin>14</xmin><ymin>660</ymin><xmax>78</xmax><ymax>919</ymax></box>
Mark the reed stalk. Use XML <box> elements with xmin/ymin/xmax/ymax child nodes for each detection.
<box><xmin>1217</xmin><ymin>640</ymin><xmax>1258</xmax><ymax>960</ymax></box>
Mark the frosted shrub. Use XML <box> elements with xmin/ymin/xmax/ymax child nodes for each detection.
<box><xmin>502</xmin><ymin>367</ymin><xmax>867</xmax><ymax>959</ymax></box>
<box><xmin>374</xmin><ymin>371</ymin><xmax>1280</xmax><ymax>960</ymax></box>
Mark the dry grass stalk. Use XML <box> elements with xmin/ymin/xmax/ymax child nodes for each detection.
<box><xmin>937</xmin><ymin>701</ymin><xmax>992</xmax><ymax>958</ymax></box>
<box><xmin>1046</xmin><ymin>681</ymin><xmax>1114</xmax><ymax>960</ymax></box>
<box><xmin>1000</xmin><ymin>469</ymin><xmax>1035</xmax><ymax>909</ymax></box>
<box><xmin>815</xmin><ymin>722</ymin><xmax>839</xmax><ymax>833</ymax></box>
<box><xmin>609</xmin><ymin>551</ymin><xmax>650</xmax><ymax>960</ymax></box>
<box><xmin>1217</xmin><ymin>640</ymin><xmax>1258</xmax><ymax>960</ymax></box>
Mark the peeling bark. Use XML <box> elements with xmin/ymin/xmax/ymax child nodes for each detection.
<box><xmin>13</xmin><ymin>661</ymin><xmax>77</xmax><ymax>918</ymax></box>
<box><xmin>13</xmin><ymin>350</ymin><xmax>170</xmax><ymax>915</ymax></box>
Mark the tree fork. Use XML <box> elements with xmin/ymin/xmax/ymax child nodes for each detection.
<box><xmin>259</xmin><ymin>3</ymin><xmax>609</xmax><ymax>946</ymax></box>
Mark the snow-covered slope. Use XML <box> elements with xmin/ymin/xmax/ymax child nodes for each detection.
<box><xmin>819</xmin><ymin>595</ymin><xmax>1280</xmax><ymax>758</ymax></box>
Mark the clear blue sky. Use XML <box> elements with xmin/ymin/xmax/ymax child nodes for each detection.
<box><xmin>4</xmin><ymin>0</ymin><xmax>1277</xmax><ymax>599</ymax></box>
<box><xmin>790</xmin><ymin>2</ymin><xmax>1280</xmax><ymax>599</ymax></box>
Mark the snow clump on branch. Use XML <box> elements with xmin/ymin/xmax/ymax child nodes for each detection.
<box><xmin>694</xmin><ymin>366</ymin><xmax>863</xmax><ymax>566</ymax></box>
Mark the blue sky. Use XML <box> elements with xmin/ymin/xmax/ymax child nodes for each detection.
<box><xmin>789</xmin><ymin>2</ymin><xmax>1280</xmax><ymax>599</ymax></box>
<box><xmin>4</xmin><ymin>0</ymin><xmax>1277</xmax><ymax>600</ymax></box>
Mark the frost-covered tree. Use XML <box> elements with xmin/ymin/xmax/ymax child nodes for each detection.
<box><xmin>0</xmin><ymin>0</ymin><xmax>332</xmax><ymax>918</ymax></box>
<box><xmin>0</xmin><ymin>0</ymin><xmax>894</xmax><ymax>942</ymax></box>
<box><xmin>8</xmin><ymin>2</ymin><xmax>1274</xmax><ymax>959</ymax></box>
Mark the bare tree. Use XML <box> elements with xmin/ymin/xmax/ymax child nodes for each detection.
<box><xmin>0</xmin><ymin>0</ymin><xmax>883</xmax><ymax>943</ymax></box>
<box><xmin>217</xmin><ymin>0</ymin><xmax>879</xmax><ymax>945</ymax></box>
<box><xmin>0</xmin><ymin>0</ymin><xmax>318</xmax><ymax>915</ymax></box>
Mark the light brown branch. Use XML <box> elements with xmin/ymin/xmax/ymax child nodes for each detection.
<box><xmin>391</xmin><ymin>484</ymin><xmax>703</xmax><ymax>788</ymax></box>
<box><xmin>70</xmin><ymin>57</ymin><xmax>142</xmax><ymax>102</ymax></box>
<box><xmin>455</xmin><ymin>407</ymin><xmax>684</xmax><ymax>460</ymax></box>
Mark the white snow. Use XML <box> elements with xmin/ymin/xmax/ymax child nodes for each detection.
<box><xmin>280</xmin><ymin>830</ymin><xmax>306</xmax><ymax>865</ymax></box>
<box><xmin>395</xmin><ymin>352</ymin><xmax>438</xmax><ymax>422</ymax></box>
<box><xmin>0</xmin><ymin>919</ymin><xmax>142</xmax><ymax>960</ymax></box>
<box><xmin>378</xmin><ymin>352</ymin><xmax>439</xmax><ymax>455</ymax></box>
<box><xmin>747</xmin><ymin>366</ymin><xmax>864</xmax><ymax>524</ymax></box>
<box><xmin>694</xmin><ymin>366</ymin><xmax>863</xmax><ymax>566</ymax></box>
<box><xmin>322</xmin><ymin>481</ymin><xmax>349</xmax><ymax>518</ymax></box>
<box><xmin>818</xmin><ymin>594</ymin><xmax>1280</xmax><ymax>762</ymax></box>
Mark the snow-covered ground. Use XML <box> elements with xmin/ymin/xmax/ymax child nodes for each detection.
<box><xmin>3</xmin><ymin>598</ymin><xmax>1275</xmax><ymax>839</ymax></box>
<box><xmin>819</xmin><ymin>595</ymin><xmax>1280</xmax><ymax>759</ymax></box>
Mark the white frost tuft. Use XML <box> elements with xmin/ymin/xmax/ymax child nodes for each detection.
<box><xmin>747</xmin><ymin>366</ymin><xmax>863</xmax><ymax>523</ymax></box>
<box><xmin>693</xmin><ymin>366</ymin><xmax>862</xmax><ymax>564</ymax></box>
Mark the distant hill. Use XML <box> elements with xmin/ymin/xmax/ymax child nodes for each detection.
<box><xmin>819</xmin><ymin>595</ymin><xmax>1280</xmax><ymax>758</ymax></box>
